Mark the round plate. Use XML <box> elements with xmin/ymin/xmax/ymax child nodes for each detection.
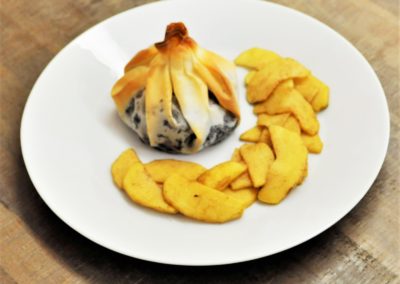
<box><xmin>21</xmin><ymin>0</ymin><xmax>389</xmax><ymax>265</ymax></box>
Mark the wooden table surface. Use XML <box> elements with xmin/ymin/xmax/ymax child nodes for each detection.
<box><xmin>1</xmin><ymin>0</ymin><xmax>399</xmax><ymax>283</ymax></box>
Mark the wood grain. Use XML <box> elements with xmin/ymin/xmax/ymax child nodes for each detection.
<box><xmin>0</xmin><ymin>0</ymin><xmax>399</xmax><ymax>283</ymax></box>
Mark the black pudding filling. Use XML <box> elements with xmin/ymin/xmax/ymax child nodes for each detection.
<box><xmin>124</xmin><ymin>89</ymin><xmax>238</xmax><ymax>153</ymax></box>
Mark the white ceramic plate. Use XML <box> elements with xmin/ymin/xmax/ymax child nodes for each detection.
<box><xmin>21</xmin><ymin>0</ymin><xmax>389</xmax><ymax>265</ymax></box>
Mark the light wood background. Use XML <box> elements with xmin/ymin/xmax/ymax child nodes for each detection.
<box><xmin>0</xmin><ymin>0</ymin><xmax>399</xmax><ymax>283</ymax></box>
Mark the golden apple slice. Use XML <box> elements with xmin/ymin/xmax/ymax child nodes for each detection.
<box><xmin>253</xmin><ymin>80</ymin><xmax>319</xmax><ymax>135</ymax></box>
<box><xmin>111</xmin><ymin>148</ymin><xmax>141</xmax><ymax>188</ymax></box>
<box><xmin>258</xmin><ymin>126</ymin><xmax>308</xmax><ymax>204</ymax></box>
<box><xmin>235</xmin><ymin>47</ymin><xmax>281</xmax><ymax>69</ymax></box>
<box><xmin>240</xmin><ymin>126</ymin><xmax>263</xmax><ymax>142</ymax></box>
<box><xmin>302</xmin><ymin>133</ymin><xmax>324</xmax><ymax>154</ymax></box>
<box><xmin>246</xmin><ymin>58</ymin><xmax>310</xmax><ymax>103</ymax></box>
<box><xmin>223</xmin><ymin>187</ymin><xmax>258</xmax><ymax>208</ymax></box>
<box><xmin>145</xmin><ymin>159</ymin><xmax>206</xmax><ymax>183</ymax></box>
<box><xmin>164</xmin><ymin>175</ymin><xmax>245</xmax><ymax>223</ymax></box>
<box><xmin>197</xmin><ymin>161</ymin><xmax>247</xmax><ymax>190</ymax></box>
<box><xmin>123</xmin><ymin>163</ymin><xmax>177</xmax><ymax>214</ymax></box>
<box><xmin>240</xmin><ymin>143</ymin><xmax>274</xmax><ymax>188</ymax></box>
<box><xmin>230</xmin><ymin>149</ymin><xmax>253</xmax><ymax>190</ymax></box>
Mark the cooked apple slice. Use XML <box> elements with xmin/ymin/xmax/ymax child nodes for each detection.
<box><xmin>164</xmin><ymin>175</ymin><xmax>245</xmax><ymax>223</ymax></box>
<box><xmin>283</xmin><ymin>115</ymin><xmax>301</xmax><ymax>135</ymax></box>
<box><xmin>245</xmin><ymin>70</ymin><xmax>257</xmax><ymax>85</ymax></box>
<box><xmin>246</xmin><ymin>58</ymin><xmax>310</xmax><ymax>103</ymax></box>
<box><xmin>240</xmin><ymin>143</ymin><xmax>274</xmax><ymax>188</ymax></box>
<box><xmin>258</xmin><ymin>128</ymin><xmax>272</xmax><ymax>146</ymax></box>
<box><xmin>145</xmin><ymin>159</ymin><xmax>205</xmax><ymax>183</ymax></box>
<box><xmin>123</xmin><ymin>163</ymin><xmax>177</xmax><ymax>214</ymax></box>
<box><xmin>111</xmin><ymin>148</ymin><xmax>141</xmax><ymax>188</ymax></box>
<box><xmin>197</xmin><ymin>161</ymin><xmax>247</xmax><ymax>190</ymax></box>
<box><xmin>294</xmin><ymin>75</ymin><xmax>319</xmax><ymax>103</ymax></box>
<box><xmin>235</xmin><ymin>47</ymin><xmax>281</xmax><ymax>70</ymax></box>
<box><xmin>231</xmin><ymin>148</ymin><xmax>242</xmax><ymax>162</ymax></box>
<box><xmin>254</xmin><ymin>80</ymin><xmax>319</xmax><ymax>135</ymax></box>
<box><xmin>230</xmin><ymin>149</ymin><xmax>253</xmax><ymax>190</ymax></box>
<box><xmin>240</xmin><ymin>126</ymin><xmax>263</xmax><ymax>142</ymax></box>
<box><xmin>311</xmin><ymin>81</ymin><xmax>330</xmax><ymax>112</ymax></box>
<box><xmin>258</xmin><ymin>126</ymin><xmax>308</xmax><ymax>204</ymax></box>
<box><xmin>257</xmin><ymin>113</ymin><xmax>290</xmax><ymax>128</ymax></box>
<box><xmin>295</xmin><ymin>75</ymin><xmax>329</xmax><ymax>112</ymax></box>
<box><xmin>302</xmin><ymin>133</ymin><xmax>324</xmax><ymax>154</ymax></box>
<box><xmin>223</xmin><ymin>187</ymin><xmax>258</xmax><ymax>208</ymax></box>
